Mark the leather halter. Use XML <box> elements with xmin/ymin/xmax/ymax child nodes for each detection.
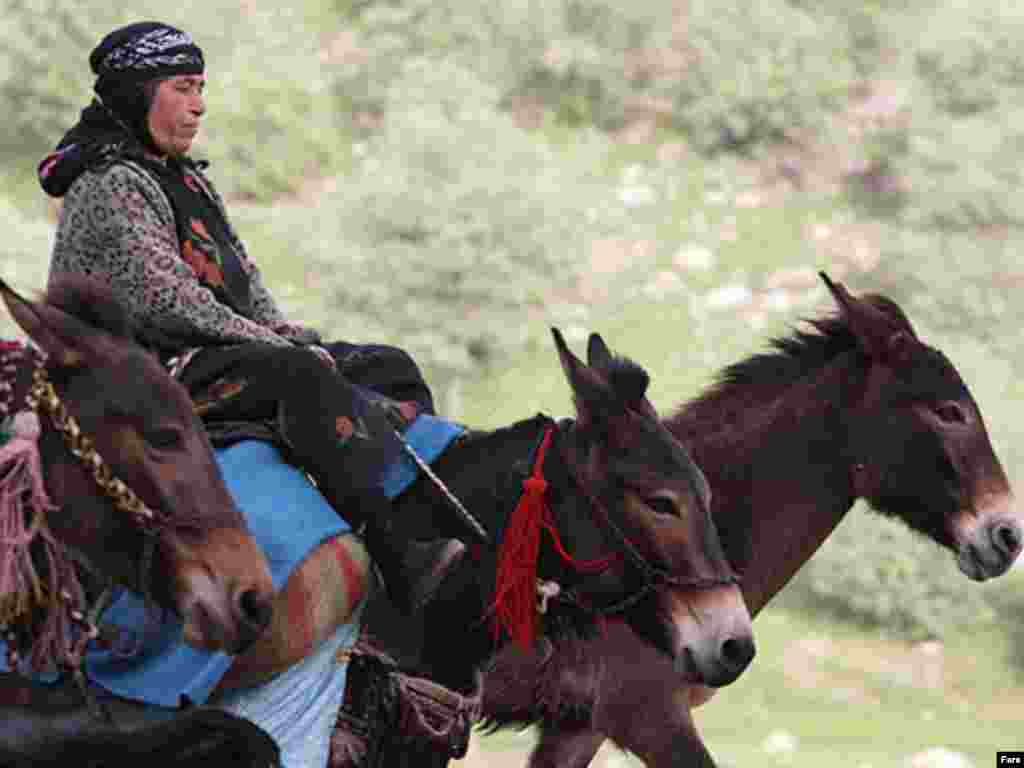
<box><xmin>19</xmin><ymin>351</ymin><xmax>164</xmax><ymax>605</ymax></box>
<box><xmin>1</xmin><ymin>344</ymin><xmax>166</xmax><ymax>718</ymax></box>
<box><xmin>484</xmin><ymin>415</ymin><xmax>739</xmax><ymax>647</ymax></box>
<box><xmin>548</xmin><ymin>417</ymin><xmax>739</xmax><ymax>616</ymax></box>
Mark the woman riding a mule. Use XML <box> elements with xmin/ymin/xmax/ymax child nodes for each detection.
<box><xmin>40</xmin><ymin>21</ymin><xmax>463</xmax><ymax>616</ymax></box>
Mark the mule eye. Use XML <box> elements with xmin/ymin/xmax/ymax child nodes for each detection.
<box><xmin>932</xmin><ymin>401</ymin><xmax>967</xmax><ymax>425</ymax></box>
<box><xmin>645</xmin><ymin>495</ymin><xmax>678</xmax><ymax>517</ymax></box>
<box><xmin>147</xmin><ymin>427</ymin><xmax>184</xmax><ymax>451</ymax></box>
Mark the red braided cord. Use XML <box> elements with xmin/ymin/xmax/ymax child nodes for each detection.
<box><xmin>490</xmin><ymin>426</ymin><xmax>619</xmax><ymax>650</ymax></box>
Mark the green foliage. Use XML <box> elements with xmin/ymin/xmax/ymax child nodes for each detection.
<box><xmin>789</xmin><ymin>509</ymin><xmax>997</xmax><ymax>640</ymax></box>
<box><xmin>660</xmin><ymin>0</ymin><xmax>857</xmax><ymax>153</ymax></box>
<box><xmin>990</xmin><ymin>572</ymin><xmax>1024</xmax><ymax>677</ymax></box>
<box><xmin>0</xmin><ymin>0</ymin><xmax>349</xmax><ymax>200</ymax></box>
<box><xmin>850</xmin><ymin>0</ymin><xmax>1024</xmax><ymax>229</ymax></box>
<box><xmin>335</xmin><ymin>0</ymin><xmax>667</xmax><ymax>129</ymax></box>
<box><xmin>0</xmin><ymin>0</ymin><xmax>111</xmax><ymax>167</ymax></box>
<box><xmin>192</xmin><ymin>6</ymin><xmax>351</xmax><ymax>200</ymax></box>
<box><xmin>0</xmin><ymin>198</ymin><xmax>52</xmax><ymax>338</ymax></box>
<box><xmin>913</xmin><ymin>0</ymin><xmax>1024</xmax><ymax>118</ymax></box>
<box><xmin>274</xmin><ymin>58</ymin><xmax>632</xmax><ymax>378</ymax></box>
<box><xmin>875</xmin><ymin>229</ymin><xmax>1024</xmax><ymax>380</ymax></box>
<box><xmin>339</xmin><ymin>0</ymin><xmax>858</xmax><ymax>153</ymax></box>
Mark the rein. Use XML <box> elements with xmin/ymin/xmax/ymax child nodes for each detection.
<box><xmin>26</xmin><ymin>365</ymin><xmax>160</xmax><ymax>530</ymax></box>
<box><xmin>554</xmin><ymin>418</ymin><xmax>738</xmax><ymax>613</ymax></box>
<box><xmin>0</xmin><ymin>341</ymin><xmax>164</xmax><ymax>718</ymax></box>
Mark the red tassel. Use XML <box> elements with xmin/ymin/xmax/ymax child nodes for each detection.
<box><xmin>491</xmin><ymin>427</ymin><xmax>554</xmax><ymax>650</ymax></box>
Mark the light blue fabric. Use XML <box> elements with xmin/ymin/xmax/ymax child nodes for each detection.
<box><xmin>0</xmin><ymin>440</ymin><xmax>348</xmax><ymax>707</ymax></box>
<box><xmin>0</xmin><ymin>438</ymin><xmax>379</xmax><ymax>766</ymax></box>
<box><xmin>210</xmin><ymin>601</ymin><xmax>365</xmax><ymax>768</ymax></box>
<box><xmin>85</xmin><ymin>439</ymin><xmax>349</xmax><ymax>706</ymax></box>
<box><xmin>380</xmin><ymin>414</ymin><xmax>466</xmax><ymax>500</ymax></box>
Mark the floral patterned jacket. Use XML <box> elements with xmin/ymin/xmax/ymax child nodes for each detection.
<box><xmin>47</xmin><ymin>158</ymin><xmax>320</xmax><ymax>356</ymax></box>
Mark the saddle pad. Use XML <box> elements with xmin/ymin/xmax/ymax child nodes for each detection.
<box><xmin>0</xmin><ymin>412</ymin><xmax>464</xmax><ymax>706</ymax></box>
<box><xmin>379</xmin><ymin>414</ymin><xmax>466</xmax><ymax>500</ymax></box>
<box><xmin>1</xmin><ymin>439</ymin><xmax>349</xmax><ymax>708</ymax></box>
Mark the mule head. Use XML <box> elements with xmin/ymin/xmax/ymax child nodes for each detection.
<box><xmin>822</xmin><ymin>272</ymin><xmax>1022</xmax><ymax>580</ymax></box>
<box><xmin>0</xmin><ymin>278</ymin><xmax>274</xmax><ymax>653</ymax></box>
<box><xmin>552</xmin><ymin>328</ymin><xmax>754</xmax><ymax>687</ymax></box>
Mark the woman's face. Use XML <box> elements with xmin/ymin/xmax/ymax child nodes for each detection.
<box><xmin>147</xmin><ymin>75</ymin><xmax>205</xmax><ymax>157</ymax></box>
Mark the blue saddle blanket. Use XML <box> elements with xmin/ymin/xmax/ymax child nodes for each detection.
<box><xmin>379</xmin><ymin>414</ymin><xmax>466</xmax><ymax>499</ymax></box>
<box><xmin>0</xmin><ymin>414</ymin><xmax>464</xmax><ymax>707</ymax></box>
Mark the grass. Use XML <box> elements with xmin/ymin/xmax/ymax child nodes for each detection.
<box><xmin>5</xmin><ymin>1</ymin><xmax>1024</xmax><ymax>762</ymax></box>
<box><xmin>455</xmin><ymin>597</ymin><xmax>1024</xmax><ymax>767</ymax></box>
<box><xmin>693</xmin><ymin>605</ymin><xmax>1022</xmax><ymax>767</ymax></box>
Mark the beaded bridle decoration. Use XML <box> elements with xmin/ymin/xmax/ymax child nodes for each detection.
<box><xmin>0</xmin><ymin>340</ymin><xmax>161</xmax><ymax>710</ymax></box>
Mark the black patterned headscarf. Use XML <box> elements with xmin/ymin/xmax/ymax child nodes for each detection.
<box><xmin>38</xmin><ymin>22</ymin><xmax>205</xmax><ymax>197</ymax></box>
<box><xmin>90</xmin><ymin>22</ymin><xmax>204</xmax><ymax>84</ymax></box>
<box><xmin>38</xmin><ymin>24</ymin><xmax>253</xmax><ymax>318</ymax></box>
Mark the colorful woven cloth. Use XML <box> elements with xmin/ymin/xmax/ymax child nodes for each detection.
<box><xmin>0</xmin><ymin>439</ymin><xmax>348</xmax><ymax>705</ymax></box>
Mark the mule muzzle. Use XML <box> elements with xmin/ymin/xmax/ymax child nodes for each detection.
<box><xmin>957</xmin><ymin>516</ymin><xmax>1023</xmax><ymax>581</ymax></box>
<box><xmin>180</xmin><ymin>571</ymin><xmax>274</xmax><ymax>654</ymax></box>
<box><xmin>675</xmin><ymin>630</ymin><xmax>756</xmax><ymax>687</ymax></box>
<box><xmin>665</xmin><ymin>584</ymin><xmax>756</xmax><ymax>687</ymax></box>
<box><xmin>170</xmin><ymin>527</ymin><xmax>275</xmax><ymax>654</ymax></box>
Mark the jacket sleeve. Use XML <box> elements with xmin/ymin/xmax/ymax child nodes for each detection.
<box><xmin>56</xmin><ymin>163</ymin><xmax>292</xmax><ymax>348</ymax></box>
<box><xmin>199</xmin><ymin>170</ymin><xmax>323</xmax><ymax>345</ymax></box>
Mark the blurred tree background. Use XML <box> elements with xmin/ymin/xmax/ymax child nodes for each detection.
<box><xmin>3</xmin><ymin>1</ymin><xmax>1024</xmax><ymax>764</ymax></box>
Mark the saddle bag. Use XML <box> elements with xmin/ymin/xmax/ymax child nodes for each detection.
<box><xmin>331</xmin><ymin>648</ymin><xmax>481</xmax><ymax>768</ymax></box>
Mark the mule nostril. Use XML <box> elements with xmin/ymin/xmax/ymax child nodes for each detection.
<box><xmin>721</xmin><ymin>635</ymin><xmax>756</xmax><ymax>671</ymax></box>
<box><xmin>237</xmin><ymin>588</ymin><xmax>273</xmax><ymax>631</ymax></box>
<box><xmin>993</xmin><ymin>522</ymin><xmax>1023</xmax><ymax>560</ymax></box>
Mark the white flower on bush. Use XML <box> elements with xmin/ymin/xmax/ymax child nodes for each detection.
<box><xmin>674</xmin><ymin>244</ymin><xmax>715</xmax><ymax>272</ymax></box>
<box><xmin>706</xmin><ymin>283</ymin><xmax>752</xmax><ymax>309</ymax></box>
<box><xmin>762</xmin><ymin>729</ymin><xmax>798</xmax><ymax>757</ymax></box>
<box><xmin>903</xmin><ymin>747</ymin><xmax>974</xmax><ymax>768</ymax></box>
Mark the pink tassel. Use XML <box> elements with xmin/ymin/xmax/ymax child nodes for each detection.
<box><xmin>28</xmin><ymin>535</ymin><xmax>85</xmax><ymax>672</ymax></box>
<box><xmin>0</xmin><ymin>415</ymin><xmax>52</xmax><ymax>622</ymax></box>
<box><xmin>0</xmin><ymin>413</ymin><xmax>84</xmax><ymax>672</ymax></box>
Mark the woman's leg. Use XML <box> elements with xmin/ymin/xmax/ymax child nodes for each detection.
<box><xmin>179</xmin><ymin>344</ymin><xmax>464</xmax><ymax>613</ymax></box>
<box><xmin>326</xmin><ymin>342</ymin><xmax>437</xmax><ymax>415</ymax></box>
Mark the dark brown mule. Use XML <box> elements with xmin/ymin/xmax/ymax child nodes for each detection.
<box><xmin>480</xmin><ymin>273</ymin><xmax>1023</xmax><ymax>767</ymax></box>
<box><xmin>0</xmin><ymin>278</ymin><xmax>274</xmax><ymax>657</ymax></box>
<box><xmin>0</xmin><ymin>326</ymin><xmax>750</xmax><ymax>768</ymax></box>
<box><xmin>406</xmin><ymin>328</ymin><xmax>754</xmax><ymax>687</ymax></box>
<box><xmin>331</xmin><ymin>329</ymin><xmax>754</xmax><ymax>767</ymax></box>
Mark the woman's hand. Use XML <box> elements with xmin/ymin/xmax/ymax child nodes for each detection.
<box><xmin>307</xmin><ymin>344</ymin><xmax>337</xmax><ymax>372</ymax></box>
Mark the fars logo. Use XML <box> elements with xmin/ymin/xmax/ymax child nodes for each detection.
<box><xmin>999</xmin><ymin>753</ymin><xmax>1024</xmax><ymax>765</ymax></box>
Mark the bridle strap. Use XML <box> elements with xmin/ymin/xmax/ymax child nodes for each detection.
<box><xmin>552</xmin><ymin>419</ymin><xmax>738</xmax><ymax>616</ymax></box>
<box><xmin>490</xmin><ymin>416</ymin><xmax>739</xmax><ymax>647</ymax></box>
<box><xmin>27</xmin><ymin>363</ymin><xmax>160</xmax><ymax>531</ymax></box>
<box><xmin>0</xmin><ymin>345</ymin><xmax>165</xmax><ymax>720</ymax></box>
<box><xmin>67</xmin><ymin>584</ymin><xmax>115</xmax><ymax>725</ymax></box>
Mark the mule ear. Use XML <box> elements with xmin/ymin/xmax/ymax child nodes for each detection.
<box><xmin>819</xmin><ymin>271</ymin><xmax>914</xmax><ymax>364</ymax></box>
<box><xmin>0</xmin><ymin>279</ymin><xmax>87</xmax><ymax>369</ymax></box>
<box><xmin>586</xmin><ymin>333</ymin><xmax>614</xmax><ymax>369</ymax></box>
<box><xmin>552</xmin><ymin>327</ymin><xmax>613</xmax><ymax>428</ymax></box>
<box><xmin>886</xmin><ymin>329</ymin><xmax>916</xmax><ymax>367</ymax></box>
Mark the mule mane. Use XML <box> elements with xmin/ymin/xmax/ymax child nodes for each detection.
<box><xmin>598</xmin><ymin>355</ymin><xmax>650</xmax><ymax>405</ymax></box>
<box><xmin>45</xmin><ymin>276</ymin><xmax>133</xmax><ymax>341</ymax></box>
<box><xmin>667</xmin><ymin>293</ymin><xmax>913</xmax><ymax>434</ymax></box>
